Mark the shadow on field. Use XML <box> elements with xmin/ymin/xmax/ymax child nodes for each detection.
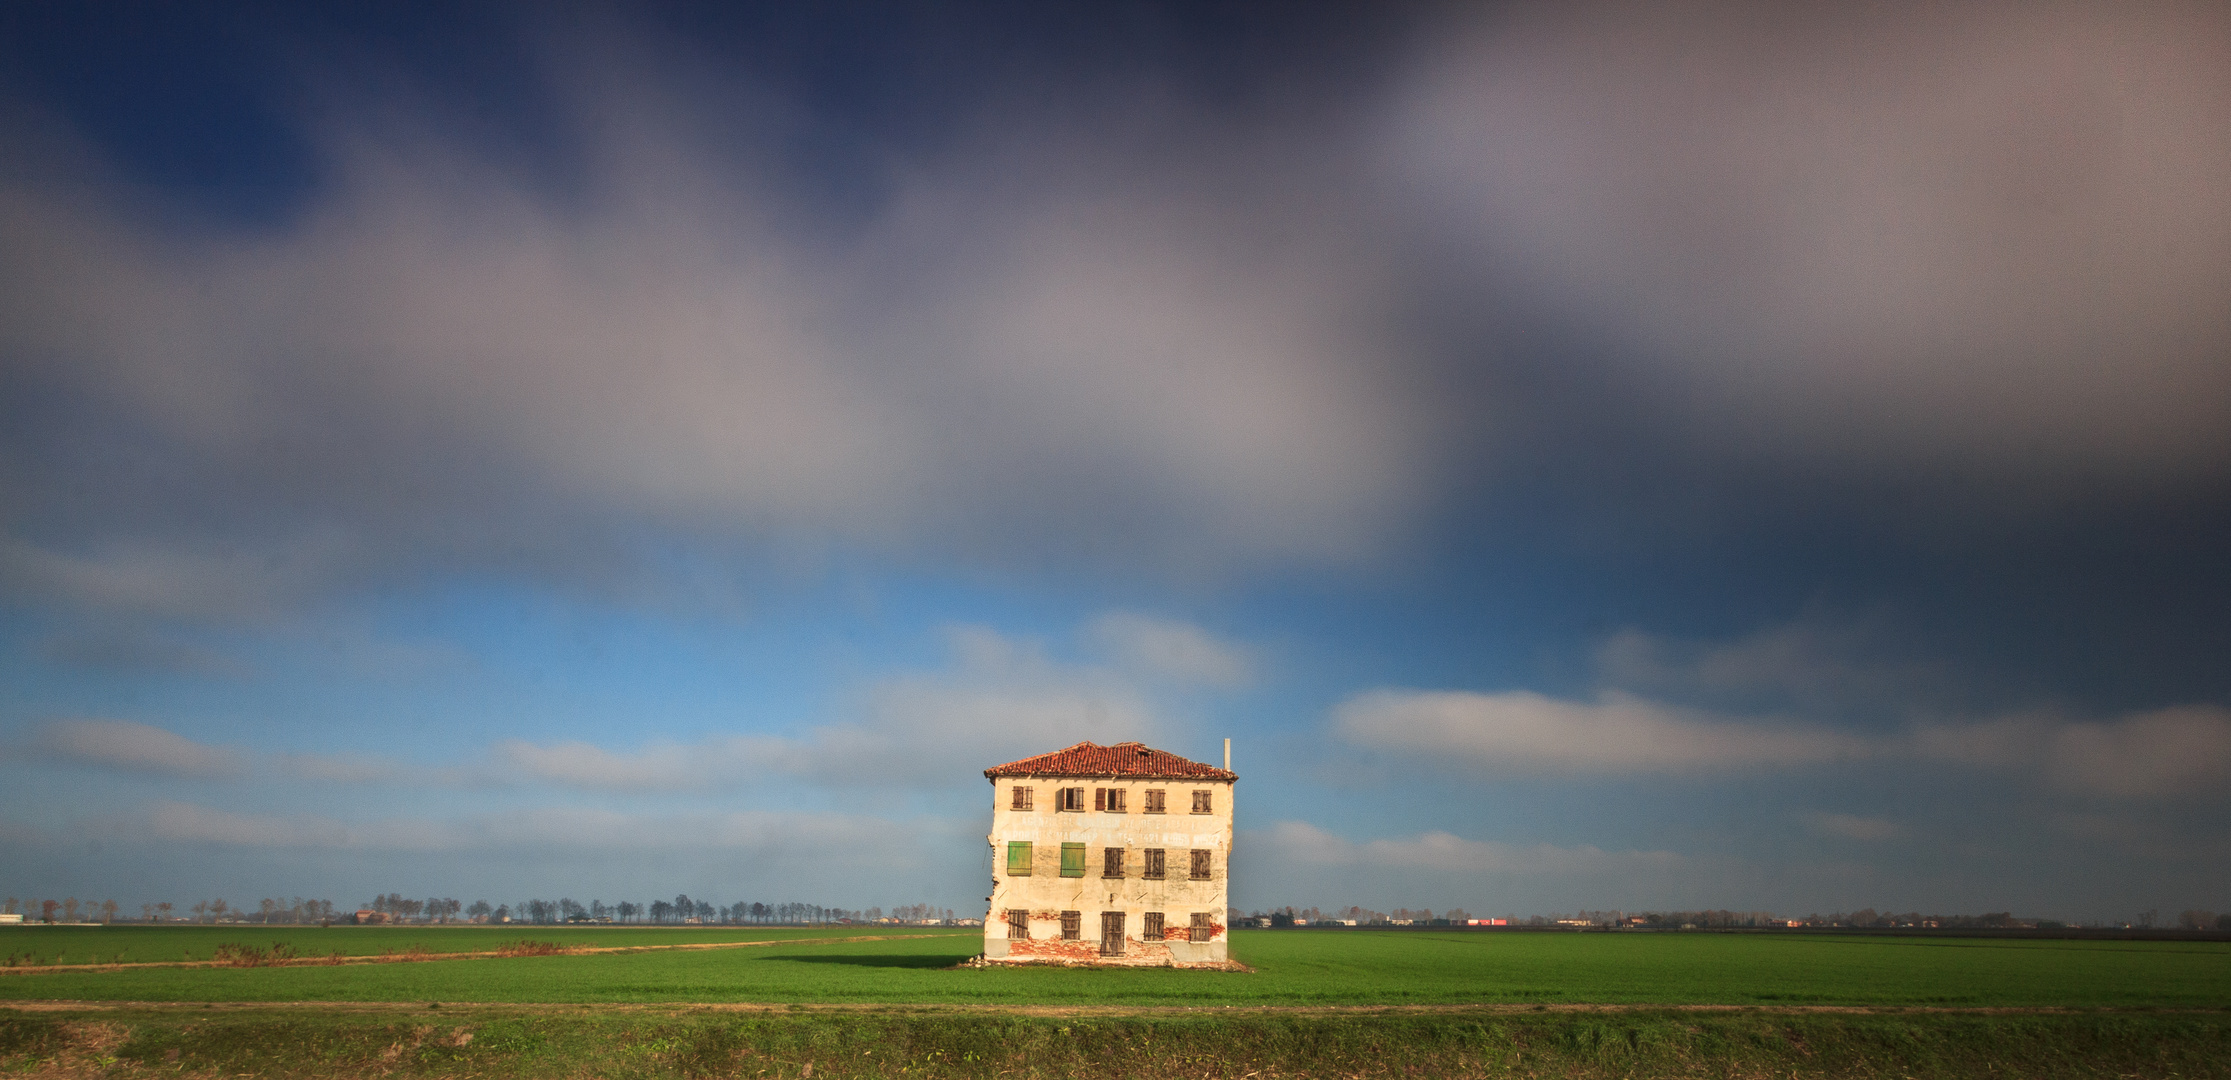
<box><xmin>776</xmin><ymin>953</ymin><xmax>968</xmax><ymax>969</ymax></box>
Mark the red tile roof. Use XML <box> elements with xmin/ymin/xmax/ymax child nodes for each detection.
<box><xmin>984</xmin><ymin>741</ymin><xmax>1236</xmax><ymax>781</ymax></box>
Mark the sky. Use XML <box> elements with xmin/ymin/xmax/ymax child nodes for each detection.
<box><xmin>2</xmin><ymin>0</ymin><xmax>2228</xmax><ymax>924</ymax></box>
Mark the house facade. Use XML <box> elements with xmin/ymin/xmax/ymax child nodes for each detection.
<box><xmin>982</xmin><ymin>740</ymin><xmax>1236</xmax><ymax>966</ymax></box>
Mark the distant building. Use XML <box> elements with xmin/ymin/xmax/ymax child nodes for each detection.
<box><xmin>353</xmin><ymin>910</ymin><xmax>386</xmax><ymax>925</ymax></box>
<box><xmin>982</xmin><ymin>740</ymin><xmax>1237</xmax><ymax>966</ymax></box>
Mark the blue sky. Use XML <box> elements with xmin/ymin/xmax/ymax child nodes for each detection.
<box><xmin>3</xmin><ymin>0</ymin><xmax>2229</xmax><ymax>923</ymax></box>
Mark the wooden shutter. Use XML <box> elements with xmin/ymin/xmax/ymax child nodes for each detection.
<box><xmin>1060</xmin><ymin>842</ymin><xmax>1086</xmax><ymax>877</ymax></box>
<box><xmin>1103</xmin><ymin>846</ymin><xmax>1124</xmax><ymax>878</ymax></box>
<box><xmin>1061</xmin><ymin>910</ymin><xmax>1081</xmax><ymax>940</ymax></box>
<box><xmin>1094</xmin><ymin>787</ymin><xmax>1106</xmax><ymax>811</ymax></box>
<box><xmin>1144</xmin><ymin>848</ymin><xmax>1164</xmax><ymax>879</ymax></box>
<box><xmin>1006</xmin><ymin>841</ymin><xmax>1033</xmax><ymax>876</ymax></box>
<box><xmin>1006</xmin><ymin>909</ymin><xmax>1029</xmax><ymax>938</ymax></box>
<box><xmin>1144</xmin><ymin>911</ymin><xmax>1164</xmax><ymax>940</ymax></box>
<box><xmin>1191</xmin><ymin>848</ymin><xmax>1211</xmax><ymax>880</ymax></box>
<box><xmin>1101</xmin><ymin>911</ymin><xmax>1125</xmax><ymax>956</ymax></box>
<box><xmin>1189</xmin><ymin>912</ymin><xmax>1212</xmax><ymax>943</ymax></box>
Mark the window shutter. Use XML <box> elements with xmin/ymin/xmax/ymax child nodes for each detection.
<box><xmin>1007</xmin><ymin>841</ymin><xmax>1033</xmax><ymax>876</ymax></box>
<box><xmin>1060</xmin><ymin>842</ymin><xmax>1086</xmax><ymax>877</ymax></box>
<box><xmin>1094</xmin><ymin>787</ymin><xmax>1106</xmax><ymax>811</ymax></box>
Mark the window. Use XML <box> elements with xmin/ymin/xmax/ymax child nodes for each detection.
<box><xmin>1060</xmin><ymin>842</ymin><xmax>1086</xmax><ymax>877</ymax></box>
<box><xmin>1190</xmin><ymin>848</ymin><xmax>1212</xmax><ymax>880</ymax></box>
<box><xmin>1006</xmin><ymin>841</ymin><xmax>1033</xmax><ymax>877</ymax></box>
<box><xmin>1061</xmin><ymin>910</ymin><xmax>1081</xmax><ymax>940</ymax></box>
<box><xmin>1056</xmin><ymin>787</ymin><xmax>1087</xmax><ymax>812</ymax></box>
<box><xmin>1100</xmin><ymin>911</ymin><xmax>1126</xmax><ymax>956</ymax></box>
<box><xmin>1103</xmin><ymin>846</ymin><xmax>1125</xmax><ymax>878</ymax></box>
<box><xmin>1143</xmin><ymin>911</ymin><xmax>1164</xmax><ymax>940</ymax></box>
<box><xmin>1010</xmin><ymin>786</ymin><xmax>1033</xmax><ymax>811</ymax></box>
<box><xmin>1144</xmin><ymin>789</ymin><xmax>1166</xmax><ymax>814</ymax></box>
<box><xmin>1191</xmin><ymin>790</ymin><xmax>1213</xmax><ymax>814</ymax></box>
<box><xmin>1143</xmin><ymin>848</ymin><xmax>1165</xmax><ymax>880</ymax></box>
<box><xmin>1189</xmin><ymin>912</ymin><xmax>1213</xmax><ymax>943</ymax></box>
<box><xmin>1095</xmin><ymin>787</ymin><xmax>1126</xmax><ymax>812</ymax></box>
<box><xmin>1006</xmin><ymin>909</ymin><xmax>1029</xmax><ymax>939</ymax></box>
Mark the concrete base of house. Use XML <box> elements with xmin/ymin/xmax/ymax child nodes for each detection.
<box><xmin>979</xmin><ymin>937</ymin><xmax>1230</xmax><ymax>967</ymax></box>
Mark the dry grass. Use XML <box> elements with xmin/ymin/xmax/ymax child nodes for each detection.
<box><xmin>493</xmin><ymin>939</ymin><xmax>569</xmax><ymax>957</ymax></box>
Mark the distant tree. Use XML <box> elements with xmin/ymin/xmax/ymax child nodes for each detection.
<box><xmin>650</xmin><ymin>900</ymin><xmax>673</xmax><ymax>924</ymax></box>
<box><xmin>560</xmin><ymin>899</ymin><xmax>585</xmax><ymax>922</ymax></box>
<box><xmin>157</xmin><ymin>902</ymin><xmax>173</xmax><ymax>921</ymax></box>
<box><xmin>42</xmin><ymin>899</ymin><xmax>60</xmax><ymax>923</ymax></box>
<box><xmin>2178</xmin><ymin>909</ymin><xmax>2217</xmax><ymax>931</ymax></box>
<box><xmin>211</xmin><ymin>899</ymin><xmax>229</xmax><ymax>922</ymax></box>
<box><xmin>100</xmin><ymin>900</ymin><xmax>118</xmax><ymax>924</ymax></box>
<box><xmin>695</xmin><ymin>900</ymin><xmax>714</xmax><ymax>923</ymax></box>
<box><xmin>142</xmin><ymin>903</ymin><xmax>155</xmax><ymax>922</ymax></box>
<box><xmin>590</xmin><ymin>900</ymin><xmax>609</xmax><ymax>921</ymax></box>
<box><xmin>493</xmin><ymin>904</ymin><xmax>510</xmax><ymax>923</ymax></box>
<box><xmin>62</xmin><ymin>898</ymin><xmax>80</xmax><ymax>922</ymax></box>
<box><xmin>2</xmin><ymin>898</ymin><xmax>14</xmax><ymax>915</ymax></box>
<box><xmin>616</xmin><ymin>901</ymin><xmax>639</xmax><ymax>923</ymax></box>
<box><xmin>467</xmin><ymin>900</ymin><xmax>492</xmax><ymax>922</ymax></box>
<box><xmin>673</xmin><ymin>894</ymin><xmax>693</xmax><ymax>922</ymax></box>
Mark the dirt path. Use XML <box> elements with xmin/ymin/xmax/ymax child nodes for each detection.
<box><xmin>0</xmin><ymin>933</ymin><xmax>951</xmax><ymax>976</ymax></box>
<box><xmin>6</xmin><ymin>999</ymin><xmax>2219</xmax><ymax>1017</ymax></box>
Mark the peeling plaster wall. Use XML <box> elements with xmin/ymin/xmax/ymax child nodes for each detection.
<box><xmin>982</xmin><ymin>776</ymin><xmax>1234</xmax><ymax>966</ymax></box>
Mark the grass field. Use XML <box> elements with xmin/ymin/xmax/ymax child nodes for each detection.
<box><xmin>3</xmin><ymin>926</ymin><xmax>2228</xmax><ymax>1008</ymax></box>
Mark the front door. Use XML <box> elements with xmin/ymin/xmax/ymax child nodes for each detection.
<box><xmin>1100</xmin><ymin>911</ymin><xmax>1125</xmax><ymax>956</ymax></box>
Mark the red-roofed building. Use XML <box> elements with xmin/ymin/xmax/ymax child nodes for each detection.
<box><xmin>982</xmin><ymin>740</ymin><xmax>1237</xmax><ymax>967</ymax></box>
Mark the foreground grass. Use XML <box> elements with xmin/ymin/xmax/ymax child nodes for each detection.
<box><xmin>4</xmin><ymin>930</ymin><xmax>2229</xmax><ymax>1008</ymax></box>
<box><xmin>4</xmin><ymin>1002</ymin><xmax>2228</xmax><ymax>1079</ymax></box>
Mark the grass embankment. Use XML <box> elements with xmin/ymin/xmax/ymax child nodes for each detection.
<box><xmin>4</xmin><ymin>1003</ymin><xmax>2229</xmax><ymax>1079</ymax></box>
<box><xmin>4</xmin><ymin>929</ymin><xmax>2229</xmax><ymax>1008</ymax></box>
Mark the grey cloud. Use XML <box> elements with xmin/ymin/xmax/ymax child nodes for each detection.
<box><xmin>26</xmin><ymin>719</ymin><xmax>247</xmax><ymax>780</ymax></box>
<box><xmin>1804</xmin><ymin>813</ymin><xmax>1905</xmax><ymax>843</ymax></box>
<box><xmin>1332</xmin><ymin>688</ymin><xmax>1868</xmax><ymax>774</ymax></box>
<box><xmin>145</xmin><ymin>799</ymin><xmax>929</xmax><ymax>855</ymax></box>
<box><xmin>0</xmin><ymin>54</ymin><xmax>1430</xmax><ymax>620</ymax></box>
<box><xmin>1394</xmin><ymin>0</ymin><xmax>2231</xmax><ymax>482</ymax></box>
<box><xmin>1914</xmin><ymin>706</ymin><xmax>2231</xmax><ymax>798</ymax></box>
<box><xmin>1336</xmin><ymin>682</ymin><xmax>2231</xmax><ymax>800</ymax></box>
<box><xmin>37</xmin><ymin>628</ymin><xmax>246</xmax><ymax>678</ymax></box>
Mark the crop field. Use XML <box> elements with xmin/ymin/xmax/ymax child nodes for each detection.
<box><xmin>2</xmin><ymin>926</ymin><xmax>2227</xmax><ymax>1007</ymax></box>
<box><xmin>4</xmin><ymin>928</ymin><xmax>2228</xmax><ymax>1077</ymax></box>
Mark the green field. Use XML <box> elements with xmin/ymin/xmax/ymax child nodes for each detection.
<box><xmin>3</xmin><ymin>926</ymin><xmax>2227</xmax><ymax>1008</ymax></box>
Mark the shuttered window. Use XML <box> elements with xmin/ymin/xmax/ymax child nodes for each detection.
<box><xmin>1189</xmin><ymin>912</ymin><xmax>1213</xmax><ymax>943</ymax></box>
<box><xmin>1143</xmin><ymin>911</ymin><xmax>1164</xmax><ymax>940</ymax></box>
<box><xmin>1056</xmin><ymin>787</ymin><xmax>1086</xmax><ymax>812</ymax></box>
<box><xmin>1006</xmin><ymin>841</ymin><xmax>1032</xmax><ymax>876</ymax></box>
<box><xmin>1144</xmin><ymin>789</ymin><xmax>1165</xmax><ymax>814</ymax></box>
<box><xmin>1006</xmin><ymin>909</ymin><xmax>1029</xmax><ymax>939</ymax></box>
<box><xmin>1191</xmin><ymin>790</ymin><xmax>1213</xmax><ymax>814</ymax></box>
<box><xmin>1061</xmin><ymin>910</ymin><xmax>1081</xmax><ymax>940</ymax></box>
<box><xmin>1143</xmin><ymin>848</ymin><xmax>1165</xmax><ymax>879</ymax></box>
<box><xmin>1100</xmin><ymin>911</ymin><xmax>1126</xmax><ymax>956</ymax></box>
<box><xmin>1103</xmin><ymin>846</ymin><xmax>1125</xmax><ymax>878</ymax></box>
<box><xmin>1060</xmin><ymin>842</ymin><xmax>1086</xmax><ymax>877</ymax></box>
<box><xmin>1190</xmin><ymin>848</ymin><xmax>1212</xmax><ymax>880</ymax></box>
<box><xmin>1106</xmin><ymin>788</ymin><xmax>1126</xmax><ymax>812</ymax></box>
<box><xmin>1011</xmin><ymin>786</ymin><xmax>1033</xmax><ymax>811</ymax></box>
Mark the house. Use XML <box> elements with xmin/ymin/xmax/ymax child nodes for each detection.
<box><xmin>982</xmin><ymin>739</ymin><xmax>1237</xmax><ymax>966</ymax></box>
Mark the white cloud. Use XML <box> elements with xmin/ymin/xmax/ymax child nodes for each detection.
<box><xmin>26</xmin><ymin>719</ymin><xmax>247</xmax><ymax>780</ymax></box>
<box><xmin>1086</xmin><ymin>612</ymin><xmax>1255</xmax><ymax>687</ymax></box>
<box><xmin>1332</xmin><ymin>688</ymin><xmax>1867</xmax><ymax>774</ymax></box>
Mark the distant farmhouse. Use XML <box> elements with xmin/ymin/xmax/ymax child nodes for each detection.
<box><xmin>982</xmin><ymin>740</ymin><xmax>1236</xmax><ymax>966</ymax></box>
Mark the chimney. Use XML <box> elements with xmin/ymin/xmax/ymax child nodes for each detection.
<box><xmin>1224</xmin><ymin>738</ymin><xmax>1231</xmax><ymax>772</ymax></box>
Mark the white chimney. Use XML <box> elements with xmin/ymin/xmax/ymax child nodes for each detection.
<box><xmin>1224</xmin><ymin>738</ymin><xmax>1231</xmax><ymax>772</ymax></box>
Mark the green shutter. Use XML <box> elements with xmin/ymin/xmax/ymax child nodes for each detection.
<box><xmin>1007</xmin><ymin>841</ymin><xmax>1033</xmax><ymax>876</ymax></box>
<box><xmin>1060</xmin><ymin>842</ymin><xmax>1086</xmax><ymax>877</ymax></box>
